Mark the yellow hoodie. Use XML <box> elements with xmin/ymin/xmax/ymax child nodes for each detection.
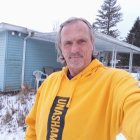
<box><xmin>25</xmin><ymin>59</ymin><xmax>140</xmax><ymax>140</ymax></box>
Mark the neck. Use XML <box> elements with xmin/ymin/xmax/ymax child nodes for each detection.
<box><xmin>68</xmin><ymin>68</ymin><xmax>83</xmax><ymax>77</ymax></box>
<box><xmin>67</xmin><ymin>70</ymin><xmax>73</xmax><ymax>79</ymax></box>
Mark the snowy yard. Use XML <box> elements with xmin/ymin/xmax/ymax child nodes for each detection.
<box><xmin>0</xmin><ymin>90</ymin><xmax>35</xmax><ymax>140</ymax></box>
<box><xmin>0</xmin><ymin>90</ymin><xmax>126</xmax><ymax>140</ymax></box>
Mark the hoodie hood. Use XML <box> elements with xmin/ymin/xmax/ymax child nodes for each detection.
<box><xmin>62</xmin><ymin>59</ymin><xmax>103</xmax><ymax>80</ymax></box>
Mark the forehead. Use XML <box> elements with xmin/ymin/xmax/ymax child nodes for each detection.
<box><xmin>61</xmin><ymin>21</ymin><xmax>90</xmax><ymax>39</ymax></box>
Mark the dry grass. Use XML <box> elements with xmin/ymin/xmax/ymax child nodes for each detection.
<box><xmin>1</xmin><ymin>110</ymin><xmax>12</xmax><ymax>125</ymax></box>
<box><xmin>0</xmin><ymin>87</ymin><xmax>35</xmax><ymax>134</ymax></box>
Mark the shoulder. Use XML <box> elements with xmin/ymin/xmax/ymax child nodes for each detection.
<box><xmin>48</xmin><ymin>70</ymin><xmax>62</xmax><ymax>79</ymax></box>
<box><xmin>99</xmin><ymin>66</ymin><xmax>133</xmax><ymax>83</ymax></box>
<box><xmin>109</xmin><ymin>67</ymin><xmax>130</xmax><ymax>77</ymax></box>
<box><xmin>43</xmin><ymin>70</ymin><xmax>63</xmax><ymax>83</ymax></box>
<box><xmin>38</xmin><ymin>70</ymin><xmax>63</xmax><ymax>92</ymax></box>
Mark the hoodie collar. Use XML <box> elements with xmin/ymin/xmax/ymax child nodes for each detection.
<box><xmin>62</xmin><ymin>59</ymin><xmax>103</xmax><ymax>80</ymax></box>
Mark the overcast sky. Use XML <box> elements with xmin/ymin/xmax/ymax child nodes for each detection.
<box><xmin>0</xmin><ymin>0</ymin><xmax>139</xmax><ymax>39</ymax></box>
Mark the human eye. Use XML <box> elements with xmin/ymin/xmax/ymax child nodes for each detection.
<box><xmin>64</xmin><ymin>41</ymin><xmax>72</xmax><ymax>47</ymax></box>
<box><xmin>78</xmin><ymin>39</ymin><xmax>86</xmax><ymax>44</ymax></box>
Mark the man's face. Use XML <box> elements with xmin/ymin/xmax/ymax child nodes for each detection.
<box><xmin>60</xmin><ymin>21</ymin><xmax>94</xmax><ymax>76</ymax></box>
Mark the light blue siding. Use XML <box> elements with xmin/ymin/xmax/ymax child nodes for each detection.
<box><xmin>24</xmin><ymin>39</ymin><xmax>62</xmax><ymax>86</ymax></box>
<box><xmin>0</xmin><ymin>32</ymin><xmax>6</xmax><ymax>91</ymax></box>
<box><xmin>1</xmin><ymin>31</ymin><xmax>62</xmax><ymax>92</ymax></box>
<box><xmin>4</xmin><ymin>31</ymin><xmax>24</xmax><ymax>91</ymax></box>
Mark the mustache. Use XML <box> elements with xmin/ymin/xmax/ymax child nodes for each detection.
<box><xmin>69</xmin><ymin>53</ymin><xmax>83</xmax><ymax>58</ymax></box>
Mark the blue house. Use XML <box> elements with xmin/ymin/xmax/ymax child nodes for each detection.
<box><xmin>0</xmin><ymin>23</ymin><xmax>62</xmax><ymax>92</ymax></box>
<box><xmin>0</xmin><ymin>22</ymin><xmax>140</xmax><ymax>92</ymax></box>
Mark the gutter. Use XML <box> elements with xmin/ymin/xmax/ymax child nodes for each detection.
<box><xmin>95</xmin><ymin>31</ymin><xmax>140</xmax><ymax>52</ymax></box>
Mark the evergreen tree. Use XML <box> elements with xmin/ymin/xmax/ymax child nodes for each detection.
<box><xmin>126</xmin><ymin>17</ymin><xmax>140</xmax><ymax>66</ymax></box>
<box><xmin>126</xmin><ymin>17</ymin><xmax>140</xmax><ymax>47</ymax></box>
<box><xmin>93</xmin><ymin>0</ymin><xmax>123</xmax><ymax>38</ymax></box>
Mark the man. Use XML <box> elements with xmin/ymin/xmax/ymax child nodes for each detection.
<box><xmin>25</xmin><ymin>17</ymin><xmax>140</xmax><ymax>140</ymax></box>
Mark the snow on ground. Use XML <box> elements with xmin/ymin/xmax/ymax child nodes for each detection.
<box><xmin>0</xmin><ymin>90</ymin><xmax>126</xmax><ymax>140</ymax></box>
<box><xmin>0</xmin><ymin>90</ymin><xmax>35</xmax><ymax>140</ymax></box>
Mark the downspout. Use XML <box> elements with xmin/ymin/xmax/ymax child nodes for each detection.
<box><xmin>129</xmin><ymin>49</ymin><xmax>133</xmax><ymax>73</ymax></box>
<box><xmin>21</xmin><ymin>31</ymin><xmax>33</xmax><ymax>89</ymax></box>
<box><xmin>114</xmin><ymin>50</ymin><xmax>117</xmax><ymax>68</ymax></box>
<box><xmin>111</xmin><ymin>49</ymin><xmax>115</xmax><ymax>67</ymax></box>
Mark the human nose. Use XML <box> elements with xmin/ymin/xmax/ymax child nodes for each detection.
<box><xmin>71</xmin><ymin>43</ymin><xmax>79</xmax><ymax>53</ymax></box>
